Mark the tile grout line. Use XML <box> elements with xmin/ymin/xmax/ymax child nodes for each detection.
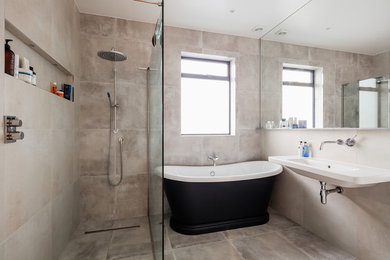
<box><xmin>226</xmin><ymin>236</ymin><xmax>246</xmax><ymax>260</ymax></box>
<box><xmin>274</xmin><ymin>230</ymin><xmax>314</xmax><ymax>259</ymax></box>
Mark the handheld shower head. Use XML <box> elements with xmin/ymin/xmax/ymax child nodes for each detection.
<box><xmin>107</xmin><ymin>92</ymin><xmax>113</xmax><ymax>107</ymax></box>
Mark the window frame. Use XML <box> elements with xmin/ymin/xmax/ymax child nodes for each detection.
<box><xmin>180</xmin><ymin>56</ymin><xmax>233</xmax><ymax>135</ymax></box>
<box><xmin>282</xmin><ymin>67</ymin><xmax>316</xmax><ymax>128</ymax></box>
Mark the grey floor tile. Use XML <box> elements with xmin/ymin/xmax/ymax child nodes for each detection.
<box><xmin>224</xmin><ymin>222</ymin><xmax>274</xmax><ymax>239</ymax></box>
<box><xmin>166</xmin><ymin>222</ymin><xmax>226</xmax><ymax>249</ymax></box>
<box><xmin>164</xmin><ymin>251</ymin><xmax>176</xmax><ymax>260</ymax></box>
<box><xmin>174</xmin><ymin>240</ymin><xmax>242</xmax><ymax>260</ymax></box>
<box><xmin>112</xmin><ymin>216</ymin><xmax>149</xmax><ymax>229</ymax></box>
<box><xmin>267</xmin><ymin>212</ymin><xmax>298</xmax><ymax>231</ymax></box>
<box><xmin>224</xmin><ymin>211</ymin><xmax>297</xmax><ymax>239</ymax></box>
<box><xmin>107</xmin><ymin>242</ymin><xmax>153</xmax><ymax>260</ymax></box>
<box><xmin>59</xmin><ymin>232</ymin><xmax>112</xmax><ymax>260</ymax></box>
<box><xmin>108</xmin><ymin>222</ymin><xmax>153</xmax><ymax>259</ymax></box>
<box><xmin>232</xmin><ymin>232</ymin><xmax>310</xmax><ymax>260</ymax></box>
<box><xmin>279</xmin><ymin>226</ymin><xmax>355</xmax><ymax>260</ymax></box>
<box><xmin>113</xmin><ymin>255</ymin><xmax>154</xmax><ymax>260</ymax></box>
<box><xmin>110</xmin><ymin>225</ymin><xmax>151</xmax><ymax>246</ymax></box>
<box><xmin>60</xmin><ymin>214</ymin><xmax>355</xmax><ymax>260</ymax></box>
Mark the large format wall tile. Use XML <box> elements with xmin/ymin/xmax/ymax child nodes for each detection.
<box><xmin>115</xmin><ymin>39</ymin><xmax>152</xmax><ymax>85</ymax></box>
<box><xmin>116</xmin><ymin>130</ymin><xmax>148</xmax><ymax>176</ymax></box>
<box><xmin>51</xmin><ymin>184</ymin><xmax>75</xmax><ymax>260</ymax></box>
<box><xmin>164</xmin><ymin>27</ymin><xmax>261</xmax><ymax>167</ymax></box>
<box><xmin>2</xmin><ymin>1</ymin><xmax>80</xmax><ymax>259</ymax></box>
<box><xmin>4</xmin><ymin>203</ymin><xmax>52</xmax><ymax>260</ymax></box>
<box><xmin>80</xmin><ymin>129</ymin><xmax>110</xmax><ymax>175</ymax></box>
<box><xmin>4</xmin><ymin>129</ymin><xmax>52</xmax><ymax>237</ymax></box>
<box><xmin>113</xmin><ymin>174</ymin><xmax>148</xmax><ymax>219</ymax></box>
<box><xmin>80</xmin><ymin>176</ymin><xmax>116</xmax><ymax>221</ymax></box>
<box><xmin>0</xmin><ymin>144</ymin><xmax>4</xmax><ymax>244</ymax></box>
<box><xmin>79</xmin><ymin>14</ymin><xmax>154</xmax><ymax>222</ymax></box>
<box><xmin>80</xmin><ymin>13</ymin><xmax>116</xmax><ymax>37</ymax></box>
<box><xmin>79</xmin><ymin>82</ymin><xmax>114</xmax><ymax>129</ymax></box>
<box><xmin>80</xmin><ymin>34</ymin><xmax>115</xmax><ymax>82</ymax></box>
<box><xmin>51</xmin><ymin>130</ymin><xmax>74</xmax><ymax>197</ymax></box>
<box><xmin>116</xmin><ymin>18</ymin><xmax>155</xmax><ymax>43</ymax></box>
<box><xmin>116</xmin><ymin>82</ymin><xmax>147</xmax><ymax>130</ymax></box>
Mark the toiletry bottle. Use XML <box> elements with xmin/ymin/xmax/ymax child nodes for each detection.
<box><xmin>298</xmin><ymin>141</ymin><xmax>303</xmax><ymax>157</ymax></box>
<box><xmin>302</xmin><ymin>142</ymin><xmax>310</xmax><ymax>157</ymax></box>
<box><xmin>19</xmin><ymin>67</ymin><xmax>32</xmax><ymax>84</ymax></box>
<box><xmin>30</xmin><ymin>66</ymin><xmax>36</xmax><ymax>86</ymax></box>
<box><xmin>5</xmin><ymin>39</ymin><xmax>15</xmax><ymax>76</ymax></box>
<box><xmin>51</xmin><ymin>82</ymin><xmax>57</xmax><ymax>94</ymax></box>
<box><xmin>64</xmin><ymin>84</ymin><xmax>71</xmax><ymax>100</ymax></box>
<box><xmin>14</xmin><ymin>54</ymin><xmax>19</xmax><ymax>78</ymax></box>
<box><xmin>281</xmin><ymin>118</ymin><xmax>287</xmax><ymax>128</ymax></box>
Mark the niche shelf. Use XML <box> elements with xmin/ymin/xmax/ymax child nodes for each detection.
<box><xmin>5</xmin><ymin>19</ymin><xmax>74</xmax><ymax>80</ymax></box>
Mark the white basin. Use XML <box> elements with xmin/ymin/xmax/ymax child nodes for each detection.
<box><xmin>268</xmin><ymin>156</ymin><xmax>390</xmax><ymax>188</ymax></box>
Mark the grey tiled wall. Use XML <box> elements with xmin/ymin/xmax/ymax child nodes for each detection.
<box><xmin>79</xmin><ymin>14</ymin><xmax>154</xmax><ymax>221</ymax></box>
<box><xmin>164</xmin><ymin>27</ymin><xmax>262</xmax><ymax>166</ymax></box>
<box><xmin>260</xmin><ymin>40</ymin><xmax>390</xmax><ymax>128</ymax></box>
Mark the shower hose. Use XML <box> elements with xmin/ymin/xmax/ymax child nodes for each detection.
<box><xmin>107</xmin><ymin>103</ymin><xmax>124</xmax><ymax>186</ymax></box>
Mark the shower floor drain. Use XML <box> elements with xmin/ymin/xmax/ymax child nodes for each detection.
<box><xmin>84</xmin><ymin>225</ymin><xmax>140</xmax><ymax>234</ymax></box>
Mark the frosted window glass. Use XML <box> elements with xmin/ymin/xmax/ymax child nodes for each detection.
<box><xmin>283</xmin><ymin>69</ymin><xmax>312</xmax><ymax>83</ymax></box>
<box><xmin>282</xmin><ymin>85</ymin><xmax>313</xmax><ymax>128</ymax></box>
<box><xmin>181</xmin><ymin>59</ymin><xmax>228</xmax><ymax>77</ymax></box>
<box><xmin>359</xmin><ymin>78</ymin><xmax>376</xmax><ymax>88</ymax></box>
<box><xmin>181</xmin><ymin>78</ymin><xmax>230</xmax><ymax>134</ymax></box>
<box><xmin>359</xmin><ymin>91</ymin><xmax>378</xmax><ymax>128</ymax></box>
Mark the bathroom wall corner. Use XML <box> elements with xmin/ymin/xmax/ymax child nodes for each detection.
<box><xmin>0</xmin><ymin>0</ymin><xmax>6</xmax><ymax>246</ymax></box>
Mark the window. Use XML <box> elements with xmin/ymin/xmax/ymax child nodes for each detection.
<box><xmin>180</xmin><ymin>56</ymin><xmax>234</xmax><ymax>135</ymax></box>
<box><xmin>282</xmin><ymin>67</ymin><xmax>315</xmax><ymax>128</ymax></box>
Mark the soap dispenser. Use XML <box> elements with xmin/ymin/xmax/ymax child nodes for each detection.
<box><xmin>5</xmin><ymin>39</ymin><xmax>15</xmax><ymax>76</ymax></box>
<box><xmin>298</xmin><ymin>141</ymin><xmax>303</xmax><ymax>157</ymax></box>
<box><xmin>302</xmin><ymin>142</ymin><xmax>310</xmax><ymax>158</ymax></box>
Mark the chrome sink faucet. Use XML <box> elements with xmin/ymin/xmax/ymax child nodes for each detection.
<box><xmin>345</xmin><ymin>135</ymin><xmax>357</xmax><ymax>147</ymax></box>
<box><xmin>208</xmin><ymin>154</ymin><xmax>219</xmax><ymax>167</ymax></box>
<box><xmin>319</xmin><ymin>135</ymin><xmax>357</xmax><ymax>150</ymax></box>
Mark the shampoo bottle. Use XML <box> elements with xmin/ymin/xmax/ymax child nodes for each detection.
<box><xmin>5</xmin><ymin>39</ymin><xmax>15</xmax><ymax>76</ymax></box>
<box><xmin>298</xmin><ymin>141</ymin><xmax>303</xmax><ymax>157</ymax></box>
<box><xmin>302</xmin><ymin>142</ymin><xmax>310</xmax><ymax>157</ymax></box>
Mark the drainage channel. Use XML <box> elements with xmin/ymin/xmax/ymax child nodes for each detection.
<box><xmin>84</xmin><ymin>225</ymin><xmax>140</xmax><ymax>234</ymax></box>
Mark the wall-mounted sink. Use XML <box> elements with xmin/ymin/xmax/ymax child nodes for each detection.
<box><xmin>269</xmin><ymin>156</ymin><xmax>390</xmax><ymax>188</ymax></box>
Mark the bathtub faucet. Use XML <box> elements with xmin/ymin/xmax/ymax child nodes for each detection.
<box><xmin>208</xmin><ymin>154</ymin><xmax>219</xmax><ymax>167</ymax></box>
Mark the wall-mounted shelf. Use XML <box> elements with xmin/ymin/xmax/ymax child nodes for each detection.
<box><xmin>4</xmin><ymin>74</ymin><xmax>74</xmax><ymax>103</ymax></box>
<box><xmin>5</xmin><ymin>19</ymin><xmax>74</xmax><ymax>81</ymax></box>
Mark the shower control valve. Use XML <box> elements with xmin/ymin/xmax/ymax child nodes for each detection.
<box><xmin>4</xmin><ymin>116</ymin><xmax>24</xmax><ymax>143</ymax></box>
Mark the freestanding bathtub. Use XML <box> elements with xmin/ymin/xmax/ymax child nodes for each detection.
<box><xmin>164</xmin><ymin>161</ymin><xmax>282</xmax><ymax>235</ymax></box>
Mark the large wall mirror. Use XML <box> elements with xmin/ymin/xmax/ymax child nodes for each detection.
<box><xmin>260</xmin><ymin>0</ymin><xmax>390</xmax><ymax>129</ymax></box>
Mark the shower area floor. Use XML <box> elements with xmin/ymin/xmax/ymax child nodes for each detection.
<box><xmin>59</xmin><ymin>216</ymin><xmax>154</xmax><ymax>260</ymax></box>
<box><xmin>59</xmin><ymin>210</ymin><xmax>355</xmax><ymax>260</ymax></box>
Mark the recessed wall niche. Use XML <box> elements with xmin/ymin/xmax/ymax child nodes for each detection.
<box><xmin>4</xmin><ymin>21</ymin><xmax>73</xmax><ymax>93</ymax></box>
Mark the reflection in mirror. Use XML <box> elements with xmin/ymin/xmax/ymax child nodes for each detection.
<box><xmin>260</xmin><ymin>0</ymin><xmax>390</xmax><ymax>129</ymax></box>
<box><xmin>343</xmin><ymin>76</ymin><xmax>390</xmax><ymax>128</ymax></box>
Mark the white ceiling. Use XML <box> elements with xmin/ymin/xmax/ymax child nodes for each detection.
<box><xmin>75</xmin><ymin>0</ymin><xmax>390</xmax><ymax>55</ymax></box>
<box><xmin>263</xmin><ymin>0</ymin><xmax>390</xmax><ymax>55</ymax></box>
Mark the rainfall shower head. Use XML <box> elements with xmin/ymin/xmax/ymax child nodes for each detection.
<box><xmin>97</xmin><ymin>48</ymin><xmax>127</xmax><ymax>62</ymax></box>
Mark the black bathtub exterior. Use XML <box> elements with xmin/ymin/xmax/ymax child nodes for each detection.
<box><xmin>164</xmin><ymin>175</ymin><xmax>276</xmax><ymax>235</ymax></box>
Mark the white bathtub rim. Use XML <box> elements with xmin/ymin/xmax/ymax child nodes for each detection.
<box><xmin>163</xmin><ymin>161</ymin><xmax>282</xmax><ymax>183</ymax></box>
